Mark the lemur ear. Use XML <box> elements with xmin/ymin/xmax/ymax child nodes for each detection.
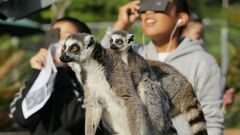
<box><xmin>127</xmin><ymin>34</ymin><xmax>134</xmax><ymax>44</ymax></box>
<box><xmin>106</xmin><ymin>31</ymin><xmax>112</xmax><ymax>39</ymax></box>
<box><xmin>84</xmin><ymin>35</ymin><xmax>96</xmax><ymax>47</ymax></box>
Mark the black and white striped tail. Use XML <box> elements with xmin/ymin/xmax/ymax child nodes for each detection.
<box><xmin>186</xmin><ymin>104</ymin><xmax>208</xmax><ymax>135</ymax></box>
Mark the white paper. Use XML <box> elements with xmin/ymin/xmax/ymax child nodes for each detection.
<box><xmin>22</xmin><ymin>45</ymin><xmax>57</xmax><ymax>119</ymax></box>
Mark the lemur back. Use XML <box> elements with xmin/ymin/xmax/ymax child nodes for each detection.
<box><xmin>109</xmin><ymin>30</ymin><xmax>208</xmax><ymax>135</ymax></box>
<box><xmin>148</xmin><ymin>60</ymin><xmax>208</xmax><ymax>135</ymax></box>
<box><xmin>60</xmin><ymin>33</ymin><xmax>149</xmax><ymax>135</ymax></box>
<box><xmin>138</xmin><ymin>73</ymin><xmax>178</xmax><ymax>135</ymax></box>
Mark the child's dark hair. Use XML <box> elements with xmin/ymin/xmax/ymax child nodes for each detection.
<box><xmin>53</xmin><ymin>17</ymin><xmax>91</xmax><ymax>34</ymax></box>
<box><xmin>190</xmin><ymin>18</ymin><xmax>203</xmax><ymax>24</ymax></box>
<box><xmin>172</xmin><ymin>0</ymin><xmax>190</xmax><ymax>38</ymax></box>
<box><xmin>173</xmin><ymin>0</ymin><xmax>190</xmax><ymax>15</ymax></box>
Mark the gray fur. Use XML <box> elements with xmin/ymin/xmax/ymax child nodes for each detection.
<box><xmin>109</xmin><ymin>30</ymin><xmax>208</xmax><ymax>135</ymax></box>
<box><xmin>60</xmin><ymin>33</ymin><xmax>149</xmax><ymax>135</ymax></box>
<box><xmin>138</xmin><ymin>73</ymin><xmax>177</xmax><ymax>135</ymax></box>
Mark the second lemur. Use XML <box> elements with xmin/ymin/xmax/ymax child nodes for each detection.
<box><xmin>109</xmin><ymin>30</ymin><xmax>208</xmax><ymax>135</ymax></box>
<box><xmin>110</xmin><ymin>30</ymin><xmax>177</xmax><ymax>135</ymax></box>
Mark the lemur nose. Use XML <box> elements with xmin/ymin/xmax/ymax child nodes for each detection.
<box><xmin>110</xmin><ymin>44</ymin><xmax>118</xmax><ymax>50</ymax></box>
<box><xmin>60</xmin><ymin>53</ymin><xmax>70</xmax><ymax>62</ymax></box>
<box><xmin>60</xmin><ymin>55</ymin><xmax>66</xmax><ymax>62</ymax></box>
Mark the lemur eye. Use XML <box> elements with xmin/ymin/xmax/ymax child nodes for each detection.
<box><xmin>116</xmin><ymin>39</ymin><xmax>123</xmax><ymax>45</ymax></box>
<box><xmin>110</xmin><ymin>38</ymin><xmax>113</xmax><ymax>44</ymax></box>
<box><xmin>62</xmin><ymin>45</ymin><xmax>66</xmax><ymax>53</ymax></box>
<box><xmin>70</xmin><ymin>44</ymin><xmax>79</xmax><ymax>53</ymax></box>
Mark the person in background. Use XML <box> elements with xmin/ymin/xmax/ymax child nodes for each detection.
<box><xmin>9</xmin><ymin>17</ymin><xmax>110</xmax><ymax>135</ymax></box>
<box><xmin>181</xmin><ymin>17</ymin><xmax>204</xmax><ymax>41</ymax></box>
<box><xmin>102</xmin><ymin>0</ymin><xmax>225</xmax><ymax>135</ymax></box>
<box><xmin>222</xmin><ymin>86</ymin><xmax>235</xmax><ymax>113</ymax></box>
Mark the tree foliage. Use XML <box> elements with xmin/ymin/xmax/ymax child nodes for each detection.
<box><xmin>66</xmin><ymin>0</ymin><xmax>129</xmax><ymax>22</ymax></box>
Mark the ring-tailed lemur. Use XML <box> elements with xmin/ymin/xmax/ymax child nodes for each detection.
<box><xmin>60</xmin><ymin>33</ymin><xmax>150</xmax><ymax>135</ymax></box>
<box><xmin>109</xmin><ymin>30</ymin><xmax>177</xmax><ymax>135</ymax></box>
<box><xmin>109</xmin><ymin>30</ymin><xmax>208</xmax><ymax>135</ymax></box>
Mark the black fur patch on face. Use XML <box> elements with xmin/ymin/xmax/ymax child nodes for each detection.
<box><xmin>115</xmin><ymin>39</ymin><xmax>124</xmax><ymax>45</ymax></box>
<box><xmin>110</xmin><ymin>38</ymin><xmax>113</xmax><ymax>44</ymax></box>
<box><xmin>69</xmin><ymin>43</ymin><xmax>80</xmax><ymax>54</ymax></box>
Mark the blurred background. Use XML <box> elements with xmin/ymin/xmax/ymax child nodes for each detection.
<box><xmin>0</xmin><ymin>0</ymin><xmax>239</xmax><ymax>133</ymax></box>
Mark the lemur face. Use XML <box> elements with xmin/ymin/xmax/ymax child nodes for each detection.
<box><xmin>60</xmin><ymin>33</ymin><xmax>96</xmax><ymax>63</ymax></box>
<box><xmin>109</xmin><ymin>30</ymin><xmax>134</xmax><ymax>52</ymax></box>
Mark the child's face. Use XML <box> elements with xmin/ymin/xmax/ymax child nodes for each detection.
<box><xmin>53</xmin><ymin>22</ymin><xmax>78</xmax><ymax>41</ymax></box>
<box><xmin>140</xmin><ymin>2</ymin><xmax>178</xmax><ymax>40</ymax></box>
<box><xmin>52</xmin><ymin>22</ymin><xmax>79</xmax><ymax>67</ymax></box>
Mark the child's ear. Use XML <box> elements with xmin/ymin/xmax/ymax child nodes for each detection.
<box><xmin>127</xmin><ymin>34</ymin><xmax>134</xmax><ymax>44</ymax></box>
<box><xmin>177</xmin><ymin>12</ymin><xmax>189</xmax><ymax>27</ymax></box>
